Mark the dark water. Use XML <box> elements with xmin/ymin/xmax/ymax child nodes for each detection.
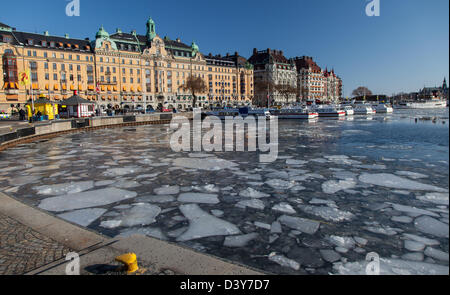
<box><xmin>0</xmin><ymin>109</ymin><xmax>448</xmax><ymax>275</ymax></box>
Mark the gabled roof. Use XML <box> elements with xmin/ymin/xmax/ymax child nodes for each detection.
<box><xmin>62</xmin><ymin>94</ymin><xmax>94</xmax><ymax>106</ymax></box>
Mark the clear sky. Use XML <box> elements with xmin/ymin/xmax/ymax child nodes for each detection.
<box><xmin>1</xmin><ymin>0</ymin><xmax>448</xmax><ymax>97</ymax></box>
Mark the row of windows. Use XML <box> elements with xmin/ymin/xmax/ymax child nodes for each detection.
<box><xmin>27</xmin><ymin>50</ymin><xmax>93</xmax><ymax>61</ymax></box>
<box><xmin>25</xmin><ymin>39</ymin><xmax>90</xmax><ymax>51</ymax></box>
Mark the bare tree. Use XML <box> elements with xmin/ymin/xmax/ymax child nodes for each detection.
<box><xmin>179</xmin><ymin>75</ymin><xmax>207</xmax><ymax>108</ymax></box>
<box><xmin>275</xmin><ymin>83</ymin><xmax>298</xmax><ymax>105</ymax></box>
<box><xmin>254</xmin><ymin>80</ymin><xmax>275</xmax><ymax>107</ymax></box>
<box><xmin>352</xmin><ymin>86</ymin><xmax>372</xmax><ymax>98</ymax></box>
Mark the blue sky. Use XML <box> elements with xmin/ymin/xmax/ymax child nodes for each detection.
<box><xmin>1</xmin><ymin>0</ymin><xmax>448</xmax><ymax>97</ymax></box>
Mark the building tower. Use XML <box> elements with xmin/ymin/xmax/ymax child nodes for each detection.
<box><xmin>146</xmin><ymin>17</ymin><xmax>156</xmax><ymax>42</ymax></box>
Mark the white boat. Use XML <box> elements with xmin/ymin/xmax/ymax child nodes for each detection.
<box><xmin>314</xmin><ymin>105</ymin><xmax>346</xmax><ymax>117</ymax></box>
<box><xmin>270</xmin><ymin>107</ymin><xmax>319</xmax><ymax>119</ymax></box>
<box><xmin>395</xmin><ymin>100</ymin><xmax>447</xmax><ymax>109</ymax></box>
<box><xmin>343</xmin><ymin>105</ymin><xmax>354</xmax><ymax>116</ymax></box>
<box><xmin>353</xmin><ymin>104</ymin><xmax>376</xmax><ymax>115</ymax></box>
<box><xmin>372</xmin><ymin>103</ymin><xmax>393</xmax><ymax>113</ymax></box>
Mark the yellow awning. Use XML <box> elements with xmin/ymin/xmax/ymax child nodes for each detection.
<box><xmin>107</xmin><ymin>85</ymin><xmax>112</xmax><ymax>91</ymax></box>
<box><xmin>137</xmin><ymin>86</ymin><xmax>142</xmax><ymax>92</ymax></box>
<box><xmin>9</xmin><ymin>82</ymin><xmax>15</xmax><ymax>89</ymax></box>
<box><xmin>113</xmin><ymin>86</ymin><xmax>118</xmax><ymax>91</ymax></box>
<box><xmin>54</xmin><ymin>84</ymin><xmax>59</xmax><ymax>90</ymax></box>
<box><xmin>130</xmin><ymin>86</ymin><xmax>134</xmax><ymax>92</ymax></box>
<box><xmin>70</xmin><ymin>85</ymin><xmax>75</xmax><ymax>91</ymax></box>
<box><xmin>122</xmin><ymin>86</ymin><xmax>127</xmax><ymax>91</ymax></box>
<box><xmin>45</xmin><ymin>84</ymin><xmax>49</xmax><ymax>90</ymax></box>
<box><xmin>78</xmin><ymin>84</ymin><xmax>83</xmax><ymax>90</ymax></box>
<box><xmin>62</xmin><ymin>84</ymin><xmax>67</xmax><ymax>90</ymax></box>
<box><xmin>101</xmin><ymin>85</ymin><xmax>106</xmax><ymax>91</ymax></box>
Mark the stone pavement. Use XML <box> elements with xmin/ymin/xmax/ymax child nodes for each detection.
<box><xmin>0</xmin><ymin>212</ymin><xmax>72</xmax><ymax>275</ymax></box>
<box><xmin>0</xmin><ymin>192</ymin><xmax>263</xmax><ymax>276</ymax></box>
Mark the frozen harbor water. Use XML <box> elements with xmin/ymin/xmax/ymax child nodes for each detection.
<box><xmin>0</xmin><ymin>109</ymin><xmax>448</xmax><ymax>275</ymax></box>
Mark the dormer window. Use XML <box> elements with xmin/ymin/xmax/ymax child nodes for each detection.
<box><xmin>50</xmin><ymin>41</ymin><xmax>55</xmax><ymax>48</ymax></box>
<box><xmin>2</xmin><ymin>35</ymin><xmax>12</xmax><ymax>43</ymax></box>
<box><xmin>105</xmin><ymin>44</ymin><xmax>109</xmax><ymax>50</ymax></box>
<box><xmin>28</xmin><ymin>39</ymin><xmax>34</xmax><ymax>45</ymax></box>
<box><xmin>41</xmin><ymin>41</ymin><xmax>47</xmax><ymax>47</ymax></box>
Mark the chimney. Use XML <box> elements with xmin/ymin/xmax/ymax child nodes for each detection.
<box><xmin>280</xmin><ymin>50</ymin><xmax>284</xmax><ymax>56</ymax></box>
<box><xmin>235</xmin><ymin>51</ymin><xmax>238</xmax><ymax>56</ymax></box>
<box><xmin>85</xmin><ymin>37</ymin><xmax>90</xmax><ymax>41</ymax></box>
<box><xmin>44</xmin><ymin>31</ymin><xmax>49</xmax><ymax>36</ymax></box>
<box><xmin>176</xmin><ymin>38</ymin><xmax>181</xmax><ymax>42</ymax></box>
<box><xmin>267</xmin><ymin>48</ymin><xmax>271</xmax><ymax>54</ymax></box>
<box><xmin>116</xmin><ymin>28</ymin><xmax>122</xmax><ymax>34</ymax></box>
<box><xmin>65</xmin><ymin>34</ymin><xmax>69</xmax><ymax>39</ymax></box>
<box><xmin>253</xmin><ymin>48</ymin><xmax>257</xmax><ymax>55</ymax></box>
<box><xmin>226</xmin><ymin>53</ymin><xmax>230</xmax><ymax>57</ymax></box>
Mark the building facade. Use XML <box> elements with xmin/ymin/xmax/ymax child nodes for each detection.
<box><xmin>248</xmin><ymin>48</ymin><xmax>298</xmax><ymax>106</ymax></box>
<box><xmin>0</xmin><ymin>18</ymin><xmax>254</xmax><ymax>112</ymax></box>
<box><xmin>293</xmin><ymin>56</ymin><xmax>343</xmax><ymax>102</ymax></box>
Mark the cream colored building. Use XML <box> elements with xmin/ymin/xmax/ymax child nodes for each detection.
<box><xmin>0</xmin><ymin>18</ymin><xmax>254</xmax><ymax>113</ymax></box>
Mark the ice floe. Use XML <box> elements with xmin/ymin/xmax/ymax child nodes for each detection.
<box><xmin>395</xmin><ymin>171</ymin><xmax>428</xmax><ymax>179</ymax></box>
<box><xmin>320</xmin><ymin>249</ymin><xmax>341</xmax><ymax>263</ymax></box>
<box><xmin>414</xmin><ymin>216</ymin><xmax>449</xmax><ymax>238</ymax></box>
<box><xmin>299</xmin><ymin>205</ymin><xmax>354</xmax><ymax>222</ymax></box>
<box><xmin>178</xmin><ymin>193</ymin><xmax>220</xmax><ymax>204</ymax></box>
<box><xmin>404</xmin><ymin>240</ymin><xmax>426</xmax><ymax>252</ymax></box>
<box><xmin>173</xmin><ymin>157</ymin><xmax>238</xmax><ymax>171</ymax></box>
<box><xmin>224</xmin><ymin>233</ymin><xmax>259</xmax><ymax>247</ymax></box>
<box><xmin>278</xmin><ymin>215</ymin><xmax>320</xmax><ymax>235</ymax></box>
<box><xmin>268</xmin><ymin>253</ymin><xmax>300</xmax><ymax>271</ymax></box>
<box><xmin>236</xmin><ymin>199</ymin><xmax>265</xmax><ymax>210</ymax></box>
<box><xmin>417</xmin><ymin>192</ymin><xmax>449</xmax><ymax>206</ymax></box>
<box><xmin>57</xmin><ymin>208</ymin><xmax>106</xmax><ymax>227</ymax></box>
<box><xmin>402</xmin><ymin>233</ymin><xmax>440</xmax><ymax>246</ymax></box>
<box><xmin>272</xmin><ymin>203</ymin><xmax>296</xmax><ymax>214</ymax></box>
<box><xmin>117</xmin><ymin>227</ymin><xmax>167</xmax><ymax>240</ymax></box>
<box><xmin>239</xmin><ymin>187</ymin><xmax>270</xmax><ymax>198</ymax></box>
<box><xmin>39</xmin><ymin>188</ymin><xmax>137</xmax><ymax>212</ymax></box>
<box><xmin>154</xmin><ymin>185</ymin><xmax>180</xmax><ymax>195</ymax></box>
<box><xmin>322</xmin><ymin>179</ymin><xmax>356</xmax><ymax>194</ymax></box>
<box><xmin>359</xmin><ymin>173</ymin><xmax>447</xmax><ymax>192</ymax></box>
<box><xmin>265</xmin><ymin>179</ymin><xmax>295</xmax><ymax>190</ymax></box>
<box><xmin>333</xmin><ymin>257</ymin><xmax>449</xmax><ymax>275</ymax></box>
<box><xmin>424</xmin><ymin>247</ymin><xmax>449</xmax><ymax>262</ymax></box>
<box><xmin>176</xmin><ymin>204</ymin><xmax>241</xmax><ymax>241</ymax></box>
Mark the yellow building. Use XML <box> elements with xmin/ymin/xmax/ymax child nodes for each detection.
<box><xmin>1</xmin><ymin>18</ymin><xmax>254</xmax><ymax>112</ymax></box>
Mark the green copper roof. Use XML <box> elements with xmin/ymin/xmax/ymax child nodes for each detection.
<box><xmin>146</xmin><ymin>17</ymin><xmax>156</xmax><ymax>41</ymax></box>
<box><xmin>96</xmin><ymin>25</ymin><xmax>109</xmax><ymax>39</ymax></box>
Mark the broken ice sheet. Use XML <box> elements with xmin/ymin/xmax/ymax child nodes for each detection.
<box><xmin>176</xmin><ymin>204</ymin><xmax>241</xmax><ymax>241</ymax></box>
<box><xmin>223</xmin><ymin>233</ymin><xmax>259</xmax><ymax>248</ymax></box>
<box><xmin>38</xmin><ymin>188</ymin><xmax>137</xmax><ymax>212</ymax></box>
<box><xmin>359</xmin><ymin>173</ymin><xmax>447</xmax><ymax>192</ymax></box>
<box><xmin>57</xmin><ymin>208</ymin><xmax>107</xmax><ymax>227</ymax></box>
<box><xmin>178</xmin><ymin>193</ymin><xmax>220</xmax><ymax>204</ymax></box>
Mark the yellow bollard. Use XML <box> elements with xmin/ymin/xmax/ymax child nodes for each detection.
<box><xmin>115</xmin><ymin>253</ymin><xmax>139</xmax><ymax>274</ymax></box>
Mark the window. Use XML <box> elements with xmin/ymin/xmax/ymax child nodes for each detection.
<box><xmin>130</xmin><ymin>78</ymin><xmax>134</xmax><ymax>83</ymax></box>
<box><xmin>69</xmin><ymin>65</ymin><xmax>73</xmax><ymax>71</ymax></box>
<box><xmin>27</xmin><ymin>50</ymin><xmax>31</xmax><ymax>56</ymax></box>
<box><xmin>69</xmin><ymin>54</ymin><xmax>72</xmax><ymax>60</ymax></box>
<box><xmin>44</xmin><ymin>62</ymin><xmax>48</xmax><ymax>70</ymax></box>
<box><xmin>123</xmin><ymin>77</ymin><xmax>126</xmax><ymax>83</ymax></box>
<box><xmin>77</xmin><ymin>55</ymin><xmax>80</xmax><ymax>60</ymax></box>
<box><xmin>53</xmin><ymin>73</ymin><xmax>58</xmax><ymax>80</ymax></box>
<box><xmin>53</xmin><ymin>63</ymin><xmax>57</xmax><ymax>70</ymax></box>
<box><xmin>50</xmin><ymin>41</ymin><xmax>55</xmax><ymax>48</ymax></box>
<box><xmin>45</xmin><ymin>73</ymin><xmax>49</xmax><ymax>80</ymax></box>
<box><xmin>70</xmin><ymin>74</ymin><xmax>74</xmax><ymax>81</ymax></box>
<box><xmin>60</xmin><ymin>54</ymin><xmax>64</xmax><ymax>59</ymax></box>
<box><xmin>2</xmin><ymin>35</ymin><xmax>12</xmax><ymax>43</ymax></box>
<box><xmin>77</xmin><ymin>65</ymin><xmax>80</xmax><ymax>71</ymax></box>
<box><xmin>61</xmin><ymin>64</ymin><xmax>65</xmax><ymax>71</ymax></box>
<box><xmin>28</xmin><ymin>39</ymin><xmax>33</xmax><ymax>45</ymax></box>
<box><xmin>44</xmin><ymin>52</ymin><xmax>48</xmax><ymax>58</ymax></box>
<box><xmin>77</xmin><ymin>75</ymin><xmax>81</xmax><ymax>81</ymax></box>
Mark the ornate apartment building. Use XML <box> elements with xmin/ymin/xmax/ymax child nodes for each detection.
<box><xmin>248</xmin><ymin>48</ymin><xmax>298</xmax><ymax>106</ymax></box>
<box><xmin>0</xmin><ymin>18</ymin><xmax>254</xmax><ymax>112</ymax></box>
<box><xmin>294</xmin><ymin>56</ymin><xmax>343</xmax><ymax>102</ymax></box>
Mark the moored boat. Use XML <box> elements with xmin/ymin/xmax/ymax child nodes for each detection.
<box><xmin>372</xmin><ymin>103</ymin><xmax>393</xmax><ymax>113</ymax></box>
<box><xmin>314</xmin><ymin>105</ymin><xmax>346</xmax><ymax>117</ymax></box>
<box><xmin>353</xmin><ymin>104</ymin><xmax>376</xmax><ymax>115</ymax></box>
<box><xmin>270</xmin><ymin>107</ymin><xmax>318</xmax><ymax>119</ymax></box>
